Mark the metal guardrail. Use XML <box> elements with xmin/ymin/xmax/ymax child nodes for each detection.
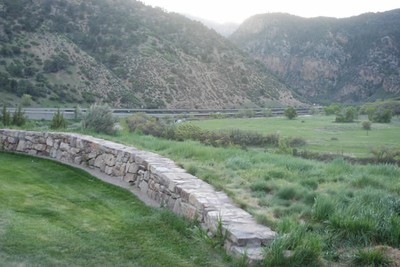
<box><xmin>6</xmin><ymin>107</ymin><xmax>323</xmax><ymax>120</ymax></box>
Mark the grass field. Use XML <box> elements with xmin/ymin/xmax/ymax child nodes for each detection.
<box><xmin>0</xmin><ymin>152</ymin><xmax>235</xmax><ymax>267</ymax></box>
<box><xmin>190</xmin><ymin>115</ymin><xmax>400</xmax><ymax>157</ymax></box>
<box><xmin>87</xmin><ymin>118</ymin><xmax>400</xmax><ymax>266</ymax></box>
<box><xmin>4</xmin><ymin>114</ymin><xmax>400</xmax><ymax>265</ymax></box>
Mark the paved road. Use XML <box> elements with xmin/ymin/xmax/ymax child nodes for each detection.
<box><xmin>7</xmin><ymin>107</ymin><xmax>320</xmax><ymax>120</ymax></box>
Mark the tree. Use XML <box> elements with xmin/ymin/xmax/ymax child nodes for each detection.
<box><xmin>284</xmin><ymin>106</ymin><xmax>297</xmax><ymax>120</ymax></box>
<box><xmin>50</xmin><ymin>109</ymin><xmax>67</xmax><ymax>129</ymax></box>
<box><xmin>362</xmin><ymin>121</ymin><xmax>371</xmax><ymax>136</ymax></box>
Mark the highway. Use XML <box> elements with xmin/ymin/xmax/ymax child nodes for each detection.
<box><xmin>6</xmin><ymin>107</ymin><xmax>321</xmax><ymax>120</ymax></box>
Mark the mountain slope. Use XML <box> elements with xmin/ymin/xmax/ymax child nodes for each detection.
<box><xmin>230</xmin><ymin>10</ymin><xmax>400</xmax><ymax>104</ymax></box>
<box><xmin>0</xmin><ymin>0</ymin><xmax>300</xmax><ymax>108</ymax></box>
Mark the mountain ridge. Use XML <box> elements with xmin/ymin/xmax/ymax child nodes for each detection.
<box><xmin>0</xmin><ymin>0</ymin><xmax>301</xmax><ymax>108</ymax></box>
<box><xmin>230</xmin><ymin>9</ymin><xmax>400</xmax><ymax>104</ymax></box>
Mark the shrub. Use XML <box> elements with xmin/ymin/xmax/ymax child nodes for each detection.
<box><xmin>50</xmin><ymin>109</ymin><xmax>67</xmax><ymax>129</ymax></box>
<box><xmin>287</xmin><ymin>137</ymin><xmax>307</xmax><ymax>147</ymax></box>
<box><xmin>21</xmin><ymin>94</ymin><xmax>32</xmax><ymax>106</ymax></box>
<box><xmin>12</xmin><ymin>106</ymin><xmax>27</xmax><ymax>126</ymax></box>
<box><xmin>324</xmin><ymin>103</ymin><xmax>342</xmax><ymax>115</ymax></box>
<box><xmin>82</xmin><ymin>104</ymin><xmax>115</xmax><ymax>135</ymax></box>
<box><xmin>1</xmin><ymin>106</ymin><xmax>11</xmax><ymax>126</ymax></box>
<box><xmin>284</xmin><ymin>106</ymin><xmax>297</xmax><ymax>120</ymax></box>
<box><xmin>335</xmin><ymin>106</ymin><xmax>357</xmax><ymax>122</ymax></box>
<box><xmin>174</xmin><ymin>123</ymin><xmax>204</xmax><ymax>141</ymax></box>
<box><xmin>226</xmin><ymin>129</ymin><xmax>265</xmax><ymax>147</ymax></box>
<box><xmin>370</xmin><ymin>145</ymin><xmax>400</xmax><ymax>163</ymax></box>
<box><xmin>369</xmin><ymin>108</ymin><xmax>392</xmax><ymax>123</ymax></box>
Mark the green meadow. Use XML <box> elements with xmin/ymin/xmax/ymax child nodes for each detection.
<box><xmin>0</xmin><ymin>152</ymin><xmax>235</xmax><ymax>267</ymax></box>
<box><xmin>190</xmin><ymin>115</ymin><xmax>400</xmax><ymax>157</ymax></box>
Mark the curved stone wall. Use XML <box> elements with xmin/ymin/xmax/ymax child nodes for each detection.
<box><xmin>0</xmin><ymin>129</ymin><xmax>275</xmax><ymax>262</ymax></box>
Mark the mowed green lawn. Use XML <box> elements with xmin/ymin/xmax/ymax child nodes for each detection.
<box><xmin>191</xmin><ymin>115</ymin><xmax>400</xmax><ymax>157</ymax></box>
<box><xmin>0</xmin><ymin>153</ymin><xmax>233</xmax><ymax>267</ymax></box>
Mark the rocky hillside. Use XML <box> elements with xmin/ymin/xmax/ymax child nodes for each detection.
<box><xmin>0</xmin><ymin>0</ymin><xmax>300</xmax><ymax>109</ymax></box>
<box><xmin>230</xmin><ymin>10</ymin><xmax>400</xmax><ymax>104</ymax></box>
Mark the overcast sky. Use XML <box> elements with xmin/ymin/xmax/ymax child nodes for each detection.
<box><xmin>140</xmin><ymin>0</ymin><xmax>400</xmax><ymax>23</ymax></box>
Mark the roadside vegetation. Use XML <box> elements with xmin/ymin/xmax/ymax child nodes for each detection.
<box><xmin>2</xmin><ymin>101</ymin><xmax>400</xmax><ymax>266</ymax></box>
<box><xmin>0</xmin><ymin>152</ymin><xmax>236</xmax><ymax>267</ymax></box>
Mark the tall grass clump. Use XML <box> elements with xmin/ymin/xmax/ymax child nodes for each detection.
<box><xmin>323</xmin><ymin>189</ymin><xmax>400</xmax><ymax>246</ymax></box>
<box><xmin>352</xmin><ymin>247</ymin><xmax>392</xmax><ymax>267</ymax></box>
<box><xmin>264</xmin><ymin>219</ymin><xmax>322</xmax><ymax>267</ymax></box>
<box><xmin>82</xmin><ymin>104</ymin><xmax>115</xmax><ymax>135</ymax></box>
<box><xmin>312</xmin><ymin>195</ymin><xmax>336</xmax><ymax>221</ymax></box>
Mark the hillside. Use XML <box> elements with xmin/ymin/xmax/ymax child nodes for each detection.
<box><xmin>0</xmin><ymin>0</ymin><xmax>300</xmax><ymax>109</ymax></box>
<box><xmin>230</xmin><ymin>10</ymin><xmax>400</xmax><ymax>104</ymax></box>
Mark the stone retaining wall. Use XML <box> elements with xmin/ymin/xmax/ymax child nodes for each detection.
<box><xmin>0</xmin><ymin>129</ymin><xmax>276</xmax><ymax>262</ymax></box>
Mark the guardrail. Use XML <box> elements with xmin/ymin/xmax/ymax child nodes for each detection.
<box><xmin>6</xmin><ymin>107</ymin><xmax>323</xmax><ymax>120</ymax></box>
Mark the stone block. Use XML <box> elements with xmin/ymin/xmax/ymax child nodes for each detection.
<box><xmin>60</xmin><ymin>142</ymin><xmax>70</xmax><ymax>151</ymax></box>
<box><xmin>139</xmin><ymin>180</ymin><xmax>149</xmax><ymax>193</ymax></box>
<box><xmin>16</xmin><ymin>140</ymin><xmax>26</xmax><ymax>151</ymax></box>
<box><xmin>104</xmin><ymin>154</ymin><xmax>116</xmax><ymax>166</ymax></box>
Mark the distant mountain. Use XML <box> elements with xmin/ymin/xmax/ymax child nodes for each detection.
<box><xmin>0</xmin><ymin>0</ymin><xmax>300</xmax><ymax>108</ymax></box>
<box><xmin>230</xmin><ymin>10</ymin><xmax>400</xmax><ymax>104</ymax></box>
<box><xmin>183</xmin><ymin>14</ymin><xmax>239</xmax><ymax>37</ymax></box>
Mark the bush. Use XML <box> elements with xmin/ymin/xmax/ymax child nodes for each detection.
<box><xmin>50</xmin><ymin>109</ymin><xmax>67</xmax><ymax>129</ymax></box>
<box><xmin>369</xmin><ymin>108</ymin><xmax>392</xmax><ymax>123</ymax></box>
<box><xmin>82</xmin><ymin>104</ymin><xmax>115</xmax><ymax>135</ymax></box>
<box><xmin>21</xmin><ymin>94</ymin><xmax>32</xmax><ymax>106</ymax></box>
<box><xmin>324</xmin><ymin>103</ymin><xmax>342</xmax><ymax>115</ymax></box>
<box><xmin>174</xmin><ymin>123</ymin><xmax>204</xmax><ymax>141</ymax></box>
<box><xmin>335</xmin><ymin>106</ymin><xmax>357</xmax><ymax>122</ymax></box>
<box><xmin>12</xmin><ymin>106</ymin><xmax>26</xmax><ymax>126</ymax></box>
<box><xmin>370</xmin><ymin>145</ymin><xmax>400</xmax><ymax>163</ymax></box>
<box><xmin>284</xmin><ymin>106</ymin><xmax>297</xmax><ymax>120</ymax></box>
<box><xmin>126</xmin><ymin>112</ymin><xmax>167</xmax><ymax>137</ymax></box>
<box><xmin>1</xmin><ymin>106</ymin><xmax>11</xmax><ymax>126</ymax></box>
<box><xmin>287</xmin><ymin>137</ymin><xmax>307</xmax><ymax>147</ymax></box>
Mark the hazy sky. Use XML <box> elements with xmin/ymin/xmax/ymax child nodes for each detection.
<box><xmin>140</xmin><ymin>0</ymin><xmax>400</xmax><ymax>23</ymax></box>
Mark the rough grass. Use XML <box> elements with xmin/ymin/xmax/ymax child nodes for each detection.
<box><xmin>85</xmin><ymin>121</ymin><xmax>400</xmax><ymax>266</ymax></box>
<box><xmin>0</xmin><ymin>152</ymin><xmax>234</xmax><ymax>267</ymax></box>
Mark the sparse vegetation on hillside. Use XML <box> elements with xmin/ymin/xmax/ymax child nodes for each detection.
<box><xmin>0</xmin><ymin>0</ymin><xmax>297</xmax><ymax>108</ymax></box>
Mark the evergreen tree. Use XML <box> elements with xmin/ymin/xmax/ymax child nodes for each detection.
<box><xmin>50</xmin><ymin>108</ymin><xmax>67</xmax><ymax>129</ymax></box>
